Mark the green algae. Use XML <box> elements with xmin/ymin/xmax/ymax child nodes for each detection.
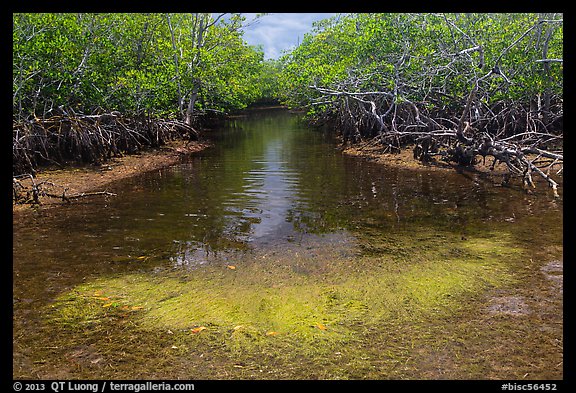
<box><xmin>45</xmin><ymin>227</ymin><xmax>524</xmax><ymax>378</ymax></box>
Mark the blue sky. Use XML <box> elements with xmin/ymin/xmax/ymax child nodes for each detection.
<box><xmin>240</xmin><ymin>13</ymin><xmax>337</xmax><ymax>59</ymax></box>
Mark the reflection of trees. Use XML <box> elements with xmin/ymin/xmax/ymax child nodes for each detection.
<box><xmin>157</xmin><ymin>110</ymin><xmax>306</xmax><ymax>252</ymax></box>
<box><xmin>13</xmin><ymin>109</ymin><xmax>563</xmax><ymax>281</ymax></box>
<box><xmin>42</xmin><ymin>109</ymin><xmax>558</xmax><ymax>267</ymax></box>
<box><xmin>286</xmin><ymin>119</ymin><xmax>556</xmax><ymax>240</ymax></box>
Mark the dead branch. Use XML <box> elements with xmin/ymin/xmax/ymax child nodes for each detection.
<box><xmin>308</xmin><ymin>79</ymin><xmax>562</xmax><ymax>197</ymax></box>
<box><xmin>13</xmin><ymin>173</ymin><xmax>117</xmax><ymax>205</ymax></box>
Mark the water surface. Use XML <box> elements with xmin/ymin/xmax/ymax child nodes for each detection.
<box><xmin>13</xmin><ymin>108</ymin><xmax>563</xmax><ymax>379</ymax></box>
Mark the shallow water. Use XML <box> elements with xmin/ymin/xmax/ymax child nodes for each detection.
<box><xmin>13</xmin><ymin>108</ymin><xmax>563</xmax><ymax>379</ymax></box>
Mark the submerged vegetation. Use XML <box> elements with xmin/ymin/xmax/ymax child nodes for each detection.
<box><xmin>44</xmin><ymin>228</ymin><xmax>526</xmax><ymax>379</ymax></box>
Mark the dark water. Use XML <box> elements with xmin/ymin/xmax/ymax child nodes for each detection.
<box><xmin>13</xmin><ymin>108</ymin><xmax>563</xmax><ymax>378</ymax></box>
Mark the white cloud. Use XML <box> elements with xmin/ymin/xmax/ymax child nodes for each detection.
<box><xmin>242</xmin><ymin>13</ymin><xmax>337</xmax><ymax>59</ymax></box>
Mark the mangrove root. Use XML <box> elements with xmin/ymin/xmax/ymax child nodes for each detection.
<box><xmin>13</xmin><ymin>110</ymin><xmax>198</xmax><ymax>176</ymax></box>
<box><xmin>309</xmin><ymin>83</ymin><xmax>562</xmax><ymax>197</ymax></box>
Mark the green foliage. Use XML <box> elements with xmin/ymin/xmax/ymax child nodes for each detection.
<box><xmin>14</xmin><ymin>12</ymin><xmax>562</xmax><ymax>129</ymax></box>
<box><xmin>13</xmin><ymin>13</ymin><xmax>274</xmax><ymax>119</ymax></box>
<box><xmin>279</xmin><ymin>13</ymin><xmax>563</xmax><ymax>112</ymax></box>
<box><xmin>255</xmin><ymin>59</ymin><xmax>283</xmax><ymax>104</ymax></box>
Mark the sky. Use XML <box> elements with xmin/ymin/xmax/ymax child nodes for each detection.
<box><xmin>240</xmin><ymin>13</ymin><xmax>337</xmax><ymax>60</ymax></box>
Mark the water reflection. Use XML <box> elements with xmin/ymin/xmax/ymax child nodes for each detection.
<box><xmin>13</xmin><ymin>109</ymin><xmax>563</xmax><ymax>380</ymax></box>
<box><xmin>226</xmin><ymin>136</ymin><xmax>300</xmax><ymax>241</ymax></box>
<box><xmin>13</xmin><ymin>108</ymin><xmax>562</xmax><ymax>283</ymax></box>
<box><xmin>149</xmin><ymin>110</ymin><xmax>351</xmax><ymax>264</ymax></box>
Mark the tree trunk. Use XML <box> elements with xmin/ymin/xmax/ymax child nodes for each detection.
<box><xmin>166</xmin><ymin>14</ymin><xmax>183</xmax><ymax>114</ymax></box>
<box><xmin>184</xmin><ymin>14</ymin><xmax>208</xmax><ymax>126</ymax></box>
<box><xmin>185</xmin><ymin>84</ymin><xmax>199</xmax><ymax>126</ymax></box>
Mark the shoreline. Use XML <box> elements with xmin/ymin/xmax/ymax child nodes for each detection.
<box><xmin>13</xmin><ymin>132</ymin><xmax>563</xmax><ymax>215</ymax></box>
<box><xmin>12</xmin><ymin>139</ymin><xmax>212</xmax><ymax>214</ymax></box>
<box><xmin>342</xmin><ymin>143</ymin><xmax>509</xmax><ymax>174</ymax></box>
<box><xmin>342</xmin><ymin>143</ymin><xmax>563</xmax><ymax>191</ymax></box>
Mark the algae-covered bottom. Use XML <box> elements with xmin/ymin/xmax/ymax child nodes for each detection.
<box><xmin>13</xmin><ymin>109</ymin><xmax>562</xmax><ymax>379</ymax></box>
<box><xmin>16</xmin><ymin>221</ymin><xmax>563</xmax><ymax>380</ymax></box>
<box><xmin>43</xmin><ymin>229</ymin><xmax>522</xmax><ymax>379</ymax></box>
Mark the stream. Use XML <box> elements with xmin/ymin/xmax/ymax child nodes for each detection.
<box><xmin>13</xmin><ymin>108</ymin><xmax>563</xmax><ymax>380</ymax></box>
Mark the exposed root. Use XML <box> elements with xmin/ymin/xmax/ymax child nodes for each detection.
<box><xmin>13</xmin><ymin>110</ymin><xmax>198</xmax><ymax>176</ymax></box>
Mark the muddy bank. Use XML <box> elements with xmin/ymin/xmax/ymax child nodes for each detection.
<box><xmin>13</xmin><ymin>139</ymin><xmax>212</xmax><ymax>214</ymax></box>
